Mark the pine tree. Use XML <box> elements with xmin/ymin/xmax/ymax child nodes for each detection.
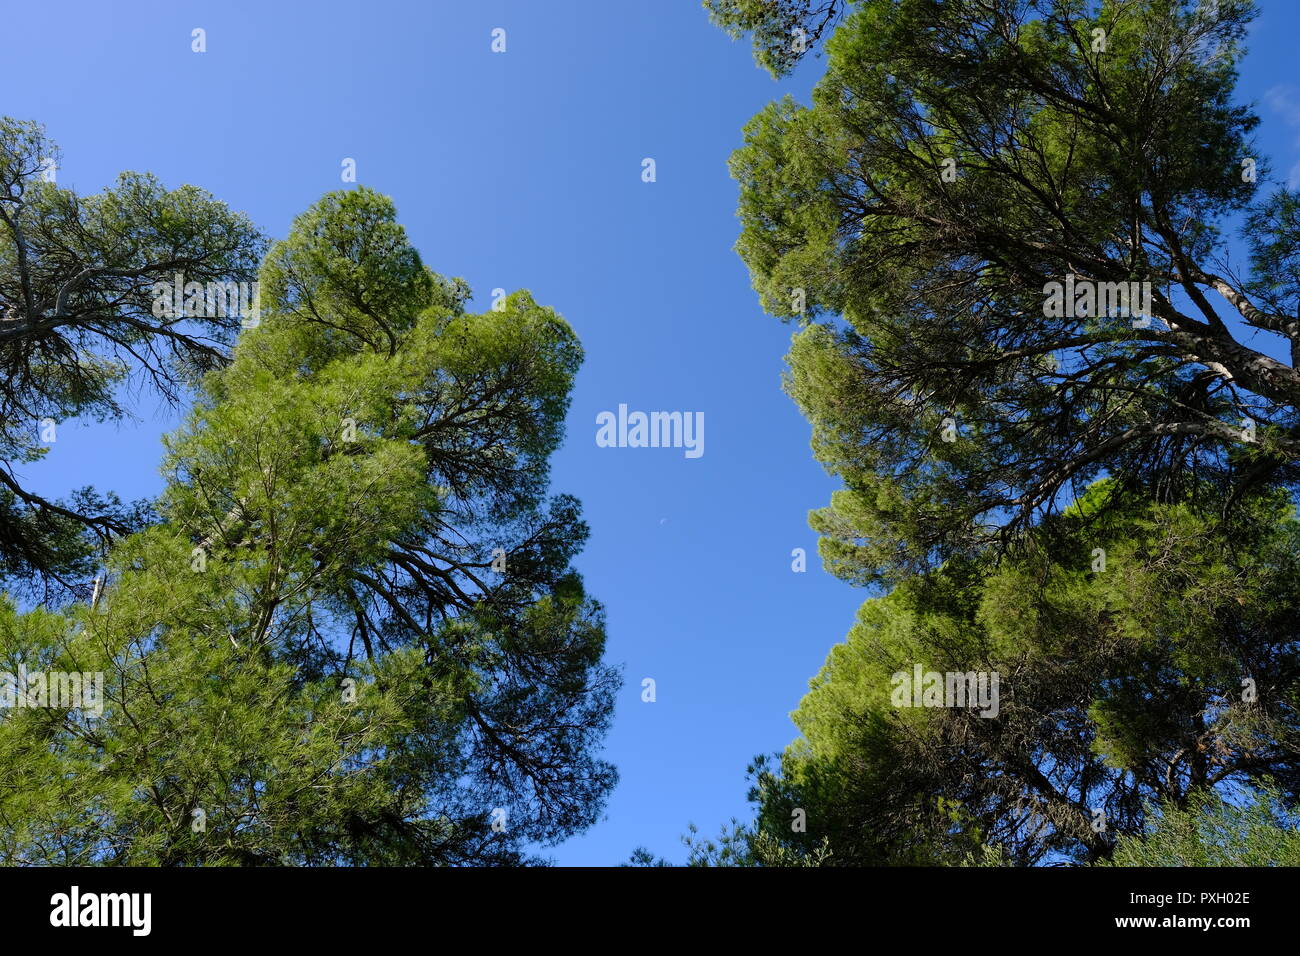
<box><xmin>0</xmin><ymin>118</ymin><xmax>264</xmax><ymax>596</ymax></box>
<box><xmin>0</xmin><ymin>188</ymin><xmax>618</xmax><ymax>865</ymax></box>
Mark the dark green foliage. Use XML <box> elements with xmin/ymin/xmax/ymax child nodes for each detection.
<box><xmin>0</xmin><ymin>117</ymin><xmax>264</xmax><ymax>597</ymax></box>
<box><xmin>0</xmin><ymin>188</ymin><xmax>618</xmax><ymax>865</ymax></box>
<box><xmin>704</xmin><ymin>0</ymin><xmax>847</xmax><ymax>77</ymax></box>
<box><xmin>724</xmin><ymin>0</ymin><xmax>1296</xmax><ymax>586</ymax></box>
<box><xmin>691</xmin><ymin>485</ymin><xmax>1300</xmax><ymax>864</ymax></box>
<box><xmin>700</xmin><ymin>0</ymin><xmax>1300</xmax><ymax>866</ymax></box>
<box><xmin>1100</xmin><ymin>783</ymin><xmax>1300</xmax><ymax>866</ymax></box>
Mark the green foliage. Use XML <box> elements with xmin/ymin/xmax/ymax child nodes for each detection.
<box><xmin>697</xmin><ymin>0</ymin><xmax>1300</xmax><ymax>869</ymax></box>
<box><xmin>723</xmin><ymin>485</ymin><xmax>1300</xmax><ymax>865</ymax></box>
<box><xmin>1100</xmin><ymin>783</ymin><xmax>1300</xmax><ymax>866</ymax></box>
<box><xmin>0</xmin><ymin>188</ymin><xmax>617</xmax><ymax>865</ymax></box>
<box><xmin>0</xmin><ymin>117</ymin><xmax>265</xmax><ymax>595</ymax></box>
<box><xmin>625</xmin><ymin>815</ymin><xmax>834</xmax><ymax>867</ymax></box>
<box><xmin>704</xmin><ymin>0</ymin><xmax>846</xmax><ymax>77</ymax></box>
<box><xmin>721</xmin><ymin>0</ymin><xmax>1300</xmax><ymax>587</ymax></box>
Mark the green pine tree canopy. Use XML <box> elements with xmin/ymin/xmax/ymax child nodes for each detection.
<box><xmin>1100</xmin><ymin>782</ymin><xmax>1300</xmax><ymax>867</ymax></box>
<box><xmin>3</xmin><ymin>0</ymin><xmax>1299</xmax><ymax>868</ymax></box>
<box><xmin>689</xmin><ymin>0</ymin><xmax>1300</xmax><ymax>865</ymax></box>
<box><xmin>0</xmin><ymin>118</ymin><xmax>265</xmax><ymax>598</ymax></box>
<box><xmin>0</xmin><ymin>188</ymin><xmax>618</xmax><ymax>864</ymax></box>
<box><xmin>726</xmin><ymin>0</ymin><xmax>1298</xmax><ymax>585</ymax></box>
<box><xmin>739</xmin><ymin>483</ymin><xmax>1300</xmax><ymax>864</ymax></box>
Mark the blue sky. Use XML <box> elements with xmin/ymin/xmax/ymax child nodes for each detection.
<box><xmin>4</xmin><ymin>0</ymin><xmax>1300</xmax><ymax>865</ymax></box>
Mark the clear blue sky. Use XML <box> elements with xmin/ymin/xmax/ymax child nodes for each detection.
<box><xmin>4</xmin><ymin>0</ymin><xmax>1299</xmax><ymax>865</ymax></box>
